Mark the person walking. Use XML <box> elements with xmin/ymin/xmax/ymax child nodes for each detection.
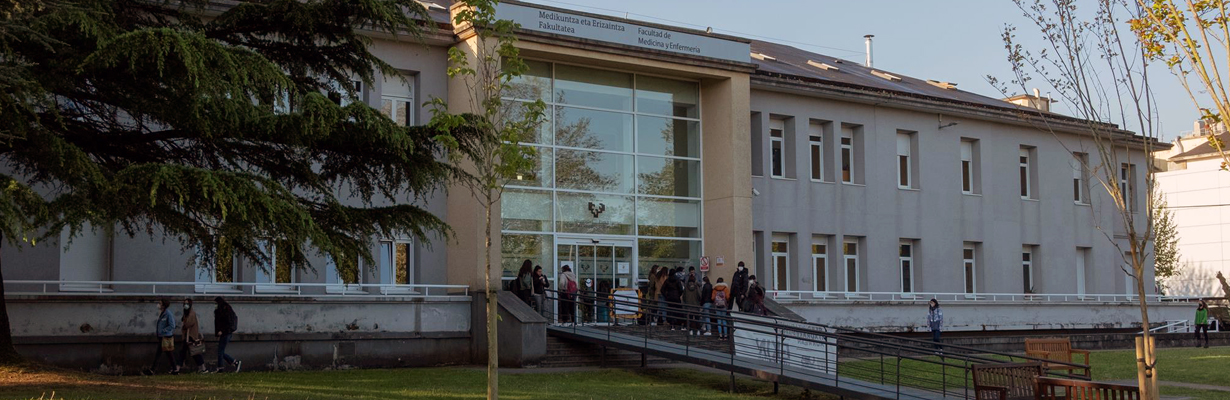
<box><xmin>700</xmin><ymin>276</ymin><xmax>714</xmax><ymax>335</ymax></box>
<box><xmin>177</xmin><ymin>299</ymin><xmax>207</xmax><ymax>373</ymax></box>
<box><xmin>1195</xmin><ymin>300</ymin><xmax>1210</xmax><ymax>348</ymax></box>
<box><xmin>143</xmin><ymin>299</ymin><xmax>179</xmax><ymax>375</ymax></box>
<box><xmin>745</xmin><ymin>275</ymin><xmax>766</xmax><ymax>315</ymax></box>
<box><xmin>732</xmin><ymin>262</ymin><xmax>749</xmax><ymax>312</ymax></box>
<box><xmin>532</xmin><ymin>266</ymin><xmax>549</xmax><ymax>319</ymax></box>
<box><xmin>515</xmin><ymin>260</ymin><xmax>533</xmax><ymax>306</ymax></box>
<box><xmin>711</xmin><ymin>278</ymin><xmax>731</xmax><ymax>338</ymax></box>
<box><xmin>682</xmin><ymin>277</ymin><xmax>702</xmax><ymax>335</ymax></box>
<box><xmin>213</xmin><ymin>297</ymin><xmax>241</xmax><ymax>373</ymax></box>
<box><xmin>928</xmin><ymin>299</ymin><xmax>944</xmax><ymax>352</ymax></box>
<box><xmin>662</xmin><ymin>272</ymin><xmax>683</xmax><ymax>329</ymax></box>
<box><xmin>558</xmin><ymin>265</ymin><xmax>578</xmax><ymax>324</ymax></box>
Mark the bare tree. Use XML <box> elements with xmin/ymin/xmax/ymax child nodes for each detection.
<box><xmin>429</xmin><ymin>1</ymin><xmax>545</xmax><ymax>398</ymax></box>
<box><xmin>994</xmin><ymin>1</ymin><xmax>1165</xmax><ymax>398</ymax></box>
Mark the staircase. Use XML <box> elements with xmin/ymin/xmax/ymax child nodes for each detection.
<box><xmin>542</xmin><ymin>335</ymin><xmax>673</xmax><ymax>368</ymax></box>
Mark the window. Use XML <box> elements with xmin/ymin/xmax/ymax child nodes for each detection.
<box><xmin>380</xmin><ymin>75</ymin><xmax>415</xmax><ymax>126</ymax></box>
<box><xmin>963</xmin><ymin>244</ymin><xmax>977</xmax><ymax>294</ymax></box>
<box><xmin>812</xmin><ymin>239</ymin><xmax>828</xmax><ymax>291</ymax></box>
<box><xmin>770</xmin><ymin>119</ymin><xmax>786</xmax><ymax>178</ymax></box>
<box><xmin>843</xmin><ymin>239</ymin><xmax>860</xmax><ymax>292</ymax></box>
<box><xmin>899</xmin><ymin>240</ymin><xmax>915</xmax><ymax>293</ymax></box>
<box><xmin>380</xmin><ymin>239</ymin><xmax>414</xmax><ymax>286</ymax></box>
<box><xmin>1022</xmin><ymin>246</ymin><xmax>1036</xmax><ymax>293</ymax></box>
<box><xmin>960</xmin><ymin>139</ymin><xmax>978</xmax><ymax>194</ymax></box>
<box><xmin>1073</xmin><ymin>153</ymin><xmax>1089</xmax><ymax>204</ymax></box>
<box><xmin>1076</xmin><ymin>247</ymin><xmax>1090</xmax><ymax>295</ymax></box>
<box><xmin>771</xmin><ymin>239</ymin><xmax>790</xmax><ymax>291</ymax></box>
<box><xmin>1120</xmin><ymin>164</ymin><xmax>1136</xmax><ymax>211</ymax></box>
<box><xmin>1123</xmin><ymin>250</ymin><xmax>1136</xmax><ymax>295</ymax></box>
<box><xmin>327</xmin><ymin>79</ymin><xmax>364</xmax><ymax>106</ymax></box>
<box><xmin>256</xmin><ymin>240</ymin><xmax>295</xmax><ymax>291</ymax></box>
<box><xmin>897</xmin><ymin>132</ymin><xmax>916</xmax><ymax>189</ymax></box>
<box><xmin>1019</xmin><ymin>147</ymin><xmax>1034</xmax><ymax>199</ymax></box>
<box><xmin>326</xmin><ymin>252</ymin><xmax>363</xmax><ymax>293</ymax></box>
<box><xmin>194</xmin><ymin>237</ymin><xmax>238</xmax><ymax>292</ymax></box>
<box><xmin>809</xmin><ymin>122</ymin><xmax>825</xmax><ymax>181</ymax></box>
<box><xmin>751</xmin><ymin>112</ymin><xmax>764</xmax><ymax>176</ymax></box>
<box><xmin>841</xmin><ymin>128</ymin><xmax>855</xmax><ymax>183</ymax></box>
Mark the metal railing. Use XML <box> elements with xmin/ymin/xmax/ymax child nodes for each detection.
<box><xmin>767</xmin><ymin>290</ymin><xmax>1201</xmax><ymax>304</ymax></box>
<box><xmin>1148</xmin><ymin>320</ymin><xmax>1190</xmax><ymax>333</ymax></box>
<box><xmin>3</xmin><ymin>280</ymin><xmax>470</xmax><ymax>299</ymax></box>
<box><xmin>541</xmin><ymin>288</ymin><xmax>1091</xmax><ymax>399</ymax></box>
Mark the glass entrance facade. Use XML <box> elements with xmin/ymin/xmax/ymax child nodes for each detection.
<box><xmin>500</xmin><ymin>60</ymin><xmax>703</xmax><ymax>290</ymax></box>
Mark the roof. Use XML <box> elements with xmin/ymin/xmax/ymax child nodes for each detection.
<box><xmin>1171</xmin><ymin>133</ymin><xmax>1227</xmax><ymax>160</ymax></box>
<box><xmin>749</xmin><ymin>40</ymin><xmax>1054</xmax><ymax>115</ymax></box>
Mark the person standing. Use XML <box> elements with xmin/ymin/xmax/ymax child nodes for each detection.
<box><xmin>644</xmin><ymin>265</ymin><xmax>660</xmax><ymax>325</ymax></box>
<box><xmin>515</xmin><ymin>260</ymin><xmax>533</xmax><ymax>306</ymax></box>
<box><xmin>177</xmin><ymin>299</ymin><xmax>206</xmax><ymax>373</ymax></box>
<box><xmin>928</xmin><ymin>299</ymin><xmax>944</xmax><ymax>352</ymax></box>
<box><xmin>558</xmin><ymin>265</ymin><xmax>578</xmax><ymax>324</ymax></box>
<box><xmin>711</xmin><ymin>278</ymin><xmax>731</xmax><ymax>338</ymax></box>
<box><xmin>144</xmin><ymin>299</ymin><xmax>179</xmax><ymax>375</ymax></box>
<box><xmin>662</xmin><ymin>273</ymin><xmax>683</xmax><ymax>329</ymax></box>
<box><xmin>1195</xmin><ymin>300</ymin><xmax>1210</xmax><ymax>348</ymax></box>
<box><xmin>700</xmin><ymin>276</ymin><xmax>714</xmax><ymax>335</ymax></box>
<box><xmin>653</xmin><ymin>268</ymin><xmax>669</xmax><ymax>325</ymax></box>
<box><xmin>213</xmin><ymin>297</ymin><xmax>241</xmax><ymax>373</ymax></box>
<box><xmin>745</xmin><ymin>275</ymin><xmax>766</xmax><ymax>315</ymax></box>
<box><xmin>682</xmin><ymin>277</ymin><xmax>702</xmax><ymax>335</ymax></box>
<box><xmin>532</xmin><ymin>266</ymin><xmax>549</xmax><ymax>319</ymax></box>
<box><xmin>731</xmin><ymin>262</ymin><xmax>749</xmax><ymax>311</ymax></box>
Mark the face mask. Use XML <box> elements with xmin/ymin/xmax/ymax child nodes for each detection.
<box><xmin>738</xmin><ymin>266</ymin><xmax>744</xmax><ymax>271</ymax></box>
<box><xmin>184</xmin><ymin>304</ymin><xmax>191</xmax><ymax>310</ymax></box>
<box><xmin>749</xmin><ymin>280</ymin><xmax>756</xmax><ymax>285</ymax></box>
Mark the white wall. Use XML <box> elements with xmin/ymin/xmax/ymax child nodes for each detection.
<box><xmin>1156</xmin><ymin>159</ymin><xmax>1230</xmax><ymax>296</ymax></box>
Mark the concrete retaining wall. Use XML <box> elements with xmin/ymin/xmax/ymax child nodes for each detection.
<box><xmin>782</xmin><ymin>300</ymin><xmax>1196</xmax><ymax>331</ymax></box>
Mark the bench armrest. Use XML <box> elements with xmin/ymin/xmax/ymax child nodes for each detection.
<box><xmin>1070</xmin><ymin>349</ymin><xmax>1091</xmax><ymax>365</ymax></box>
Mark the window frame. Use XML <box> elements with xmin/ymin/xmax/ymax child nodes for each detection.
<box><xmin>809</xmin><ymin>131</ymin><xmax>825</xmax><ymax>182</ymax></box>
<box><xmin>770</xmin><ymin>119</ymin><xmax>786</xmax><ymax>178</ymax></box>
<box><xmin>325</xmin><ymin>253</ymin><xmax>365</xmax><ymax>294</ymax></box>
<box><xmin>812</xmin><ymin>241</ymin><xmax>828</xmax><ymax>292</ymax></box>
<box><xmin>843</xmin><ymin>239</ymin><xmax>860</xmax><ymax>292</ymax></box>
<box><xmin>899</xmin><ymin>240</ymin><xmax>915</xmax><ymax>293</ymax></box>
<box><xmin>1019</xmin><ymin>147</ymin><xmax>1033</xmax><ymax>199</ymax></box>
<box><xmin>840</xmin><ymin>133</ymin><xmax>855</xmax><ymax>184</ymax></box>
<box><xmin>771</xmin><ymin>240</ymin><xmax>790</xmax><ymax>291</ymax></box>
<box><xmin>193</xmin><ymin>240</ymin><xmax>240</xmax><ymax>293</ymax></box>
<box><xmin>255</xmin><ymin>240</ymin><xmax>297</xmax><ymax>293</ymax></box>
<box><xmin>896</xmin><ymin>132</ymin><xmax>916</xmax><ymax>189</ymax></box>
<box><xmin>963</xmin><ymin>244</ymin><xmax>977</xmax><ymax>294</ymax></box>
<box><xmin>1022</xmin><ymin>246</ymin><xmax>1035</xmax><ymax>293</ymax></box>
<box><xmin>379</xmin><ymin>238</ymin><xmax>416</xmax><ymax>292</ymax></box>
<box><xmin>960</xmin><ymin>140</ymin><xmax>976</xmax><ymax>194</ymax></box>
<box><xmin>1119</xmin><ymin>163</ymin><xmax>1135</xmax><ymax>211</ymax></box>
<box><xmin>1073</xmin><ymin>153</ymin><xmax>1089</xmax><ymax>204</ymax></box>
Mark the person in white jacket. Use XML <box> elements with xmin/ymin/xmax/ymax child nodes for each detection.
<box><xmin>558</xmin><ymin>265</ymin><xmax>578</xmax><ymax>324</ymax></box>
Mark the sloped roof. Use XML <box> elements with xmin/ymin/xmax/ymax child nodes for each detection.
<box><xmin>1172</xmin><ymin>133</ymin><xmax>1228</xmax><ymax>160</ymax></box>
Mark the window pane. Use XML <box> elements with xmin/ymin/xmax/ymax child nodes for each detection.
<box><xmin>638</xmin><ymin>239</ymin><xmax>701</xmax><ymax>274</ymax></box>
<box><xmin>556</xmin><ymin>150</ymin><xmax>634</xmax><ymax>193</ymax></box>
<box><xmin>899</xmin><ymin>244</ymin><xmax>911</xmax><ymax>257</ymax></box>
<box><xmin>335</xmin><ymin>252</ymin><xmax>360</xmax><ymax>284</ymax></box>
<box><xmin>775</xmin><ymin>255</ymin><xmax>788</xmax><ymax>290</ymax></box>
<box><xmin>962</xmin><ymin>161</ymin><xmax>972</xmax><ymax>192</ymax></box>
<box><xmin>771</xmin><ymin>141</ymin><xmax>783</xmax><ymax>177</ymax></box>
<box><xmin>503</xmin><ymin>101</ymin><xmax>552</xmax><ymax>144</ymax></box>
<box><xmin>502</xmin><ymin>233</ymin><xmax>553</xmax><ymax>280</ymax></box>
<box><xmin>216</xmin><ymin>237</ymin><xmax>234</xmax><ymax>283</ymax></box>
<box><xmin>772</xmin><ymin>241</ymin><xmax>788</xmax><ymax>252</ymax></box>
<box><xmin>964</xmin><ymin>262</ymin><xmax>975</xmax><ymax>293</ymax></box>
<box><xmin>555</xmin><ymin>106</ymin><xmax>633</xmax><ymax>152</ymax></box>
<box><xmin>898</xmin><ymin>156</ymin><xmax>909</xmax><ymax>187</ymax></box>
<box><xmin>637</xmin><ymin>157</ymin><xmax>700</xmax><ymax>198</ymax></box>
<box><xmin>1074</xmin><ymin>179</ymin><xmax>1081</xmax><ymax>202</ymax></box>
<box><xmin>841</xmin><ymin>148</ymin><xmax>852</xmax><ymax>182</ymax></box>
<box><xmin>844</xmin><ymin>242</ymin><xmax>858</xmax><ymax>255</ymax></box>
<box><xmin>555</xmin><ymin>64</ymin><xmax>632</xmax><ymax>111</ymax></box>
<box><xmin>556</xmin><ymin>192</ymin><xmax>634</xmax><ymax>235</ymax></box>
<box><xmin>275</xmin><ymin>243</ymin><xmax>293</xmax><ymax>283</ymax></box>
<box><xmin>812</xmin><ymin>244</ymin><xmax>826</xmax><ymax>254</ymax></box>
<box><xmin>506</xmin><ymin>59</ymin><xmax>552</xmax><ymax>101</ymax></box>
<box><xmin>635</xmin><ymin>75</ymin><xmax>698</xmax><ymax>118</ymax></box>
<box><xmin>501</xmin><ymin>188</ymin><xmax>553</xmax><ymax>232</ymax></box>
<box><xmin>1020</xmin><ymin>166</ymin><xmax>1028</xmax><ymax>196</ymax></box>
<box><xmin>814</xmin><ymin>257</ymin><xmax>826</xmax><ymax>291</ymax></box>
<box><xmin>963</xmin><ymin>248</ymin><xmax>974</xmax><ymax>259</ymax></box>
<box><xmin>636</xmin><ymin>116</ymin><xmax>699</xmax><ymax>158</ymax></box>
<box><xmin>508</xmin><ymin>146</ymin><xmax>552</xmax><ymax>188</ymax></box>
<box><xmin>395</xmin><ymin>242</ymin><xmax>411</xmax><ymax>284</ymax></box>
<box><xmin>636</xmin><ymin>197</ymin><xmax>701</xmax><ymax>238</ymax></box>
<box><xmin>901</xmin><ymin>261</ymin><xmax>912</xmax><ymax>291</ymax></box>
<box><xmin>811</xmin><ymin>144</ymin><xmax>821</xmax><ymax>180</ymax></box>
<box><xmin>846</xmin><ymin>258</ymin><xmax>857</xmax><ymax>291</ymax></box>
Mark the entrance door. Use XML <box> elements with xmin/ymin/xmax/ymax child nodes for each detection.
<box><xmin>556</xmin><ymin>238</ymin><xmax>635</xmax><ymax>323</ymax></box>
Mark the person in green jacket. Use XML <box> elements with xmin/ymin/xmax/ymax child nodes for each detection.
<box><xmin>1195</xmin><ymin>300</ymin><xmax>1210</xmax><ymax>348</ymax></box>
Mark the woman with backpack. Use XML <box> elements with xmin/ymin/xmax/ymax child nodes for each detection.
<box><xmin>558</xmin><ymin>265</ymin><xmax>578</xmax><ymax>324</ymax></box>
<box><xmin>711</xmin><ymin>278</ymin><xmax>731</xmax><ymax>338</ymax></box>
<box><xmin>144</xmin><ymin>299</ymin><xmax>179</xmax><ymax>375</ymax></box>
<box><xmin>177</xmin><ymin>299</ymin><xmax>206</xmax><ymax>373</ymax></box>
<box><xmin>682</xmin><ymin>277</ymin><xmax>702</xmax><ymax>335</ymax></box>
<box><xmin>213</xmin><ymin>297</ymin><xmax>241</xmax><ymax>373</ymax></box>
<box><xmin>745</xmin><ymin>275</ymin><xmax>766</xmax><ymax>315</ymax></box>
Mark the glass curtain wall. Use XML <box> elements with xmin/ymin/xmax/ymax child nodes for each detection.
<box><xmin>499</xmin><ymin>60</ymin><xmax>702</xmax><ymax>287</ymax></box>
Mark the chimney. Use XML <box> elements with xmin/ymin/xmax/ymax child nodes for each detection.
<box><xmin>864</xmin><ymin>34</ymin><xmax>874</xmax><ymax>67</ymax></box>
<box><xmin>1002</xmin><ymin>88</ymin><xmax>1053</xmax><ymax>112</ymax></box>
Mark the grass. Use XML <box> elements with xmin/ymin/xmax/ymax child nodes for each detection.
<box><xmin>0</xmin><ymin>365</ymin><xmax>840</xmax><ymax>400</ymax></box>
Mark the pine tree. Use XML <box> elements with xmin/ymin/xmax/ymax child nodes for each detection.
<box><xmin>0</xmin><ymin>0</ymin><xmax>476</xmax><ymax>364</ymax></box>
<box><xmin>1152</xmin><ymin>190</ymin><xmax>1182</xmax><ymax>294</ymax></box>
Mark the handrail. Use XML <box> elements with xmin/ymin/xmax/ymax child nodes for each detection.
<box><xmin>545</xmin><ymin>288</ymin><xmax>1091</xmax><ymax>371</ymax></box>
<box><xmin>1147</xmin><ymin>319</ymin><xmax>1189</xmax><ymax>334</ymax></box>
<box><xmin>4</xmin><ymin>279</ymin><xmax>470</xmax><ymax>298</ymax></box>
<box><xmin>767</xmin><ymin>290</ymin><xmax>1200</xmax><ymax>304</ymax></box>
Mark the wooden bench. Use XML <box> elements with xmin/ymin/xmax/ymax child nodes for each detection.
<box><xmin>972</xmin><ymin>362</ymin><xmax>1046</xmax><ymax>400</ymax></box>
<box><xmin>1024</xmin><ymin>338</ymin><xmax>1091</xmax><ymax>378</ymax></box>
<box><xmin>1035</xmin><ymin>376</ymin><xmax>1141</xmax><ymax>400</ymax></box>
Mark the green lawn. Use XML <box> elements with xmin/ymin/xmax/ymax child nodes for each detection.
<box><xmin>0</xmin><ymin>365</ymin><xmax>840</xmax><ymax>400</ymax></box>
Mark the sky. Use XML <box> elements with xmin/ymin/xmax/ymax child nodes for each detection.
<box><xmin>522</xmin><ymin>0</ymin><xmax>1202</xmax><ymax>141</ymax></box>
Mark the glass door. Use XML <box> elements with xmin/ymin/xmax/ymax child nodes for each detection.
<box><xmin>556</xmin><ymin>237</ymin><xmax>636</xmax><ymax>324</ymax></box>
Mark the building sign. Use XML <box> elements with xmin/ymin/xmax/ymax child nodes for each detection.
<box><xmin>733</xmin><ymin>315</ymin><xmax>837</xmax><ymax>374</ymax></box>
<box><xmin>495</xmin><ymin>2</ymin><xmax>750</xmax><ymax>63</ymax></box>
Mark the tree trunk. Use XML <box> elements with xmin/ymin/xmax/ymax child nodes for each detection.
<box><xmin>0</xmin><ymin>231</ymin><xmax>22</xmax><ymax>365</ymax></box>
<box><xmin>1133</xmin><ymin>255</ymin><xmax>1159</xmax><ymax>400</ymax></box>
<box><xmin>485</xmin><ymin>204</ymin><xmax>498</xmax><ymax>400</ymax></box>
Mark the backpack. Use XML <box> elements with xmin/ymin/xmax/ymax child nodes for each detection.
<box><xmin>565</xmin><ymin>278</ymin><xmax>578</xmax><ymax>294</ymax></box>
<box><xmin>226</xmin><ymin>307</ymin><xmax>238</xmax><ymax>333</ymax></box>
<box><xmin>714</xmin><ymin>290</ymin><xmax>728</xmax><ymax>308</ymax></box>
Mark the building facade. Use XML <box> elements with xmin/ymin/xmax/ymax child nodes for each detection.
<box><xmin>2</xmin><ymin>0</ymin><xmax>1190</xmax><ymax>371</ymax></box>
<box><xmin>1155</xmin><ymin>121</ymin><xmax>1230</xmax><ymax>297</ymax></box>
